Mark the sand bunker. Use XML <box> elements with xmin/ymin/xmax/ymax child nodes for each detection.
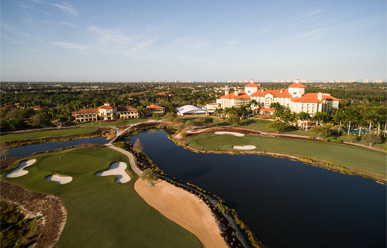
<box><xmin>233</xmin><ymin>145</ymin><xmax>256</xmax><ymax>150</ymax></box>
<box><xmin>95</xmin><ymin>162</ymin><xmax>130</xmax><ymax>183</ymax></box>
<box><xmin>6</xmin><ymin>159</ymin><xmax>37</xmax><ymax>178</ymax></box>
<box><xmin>46</xmin><ymin>174</ymin><xmax>73</xmax><ymax>185</ymax></box>
<box><xmin>135</xmin><ymin>179</ymin><xmax>228</xmax><ymax>248</ymax></box>
<box><xmin>214</xmin><ymin>131</ymin><xmax>245</xmax><ymax>137</ymax></box>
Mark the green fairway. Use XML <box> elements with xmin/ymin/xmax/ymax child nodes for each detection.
<box><xmin>2</xmin><ymin>148</ymin><xmax>202</xmax><ymax>248</ymax></box>
<box><xmin>187</xmin><ymin>133</ymin><xmax>386</xmax><ymax>177</ymax></box>
<box><xmin>0</xmin><ymin>128</ymin><xmax>97</xmax><ymax>142</ymax></box>
<box><xmin>75</xmin><ymin>119</ymin><xmax>147</xmax><ymax>127</ymax></box>
<box><xmin>195</xmin><ymin>133</ymin><xmax>251</xmax><ymax>149</ymax></box>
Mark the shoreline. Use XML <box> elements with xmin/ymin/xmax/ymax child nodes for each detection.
<box><xmin>174</xmin><ymin>128</ymin><xmax>386</xmax><ymax>184</ymax></box>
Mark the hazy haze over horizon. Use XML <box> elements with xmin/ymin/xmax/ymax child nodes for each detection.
<box><xmin>1</xmin><ymin>0</ymin><xmax>386</xmax><ymax>82</ymax></box>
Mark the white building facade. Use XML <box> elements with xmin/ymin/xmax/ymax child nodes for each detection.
<box><xmin>216</xmin><ymin>79</ymin><xmax>340</xmax><ymax>116</ymax></box>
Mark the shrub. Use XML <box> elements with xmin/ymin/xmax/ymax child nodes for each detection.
<box><xmin>180</xmin><ymin>133</ymin><xmax>187</xmax><ymax>137</ymax></box>
<box><xmin>308</xmin><ymin>136</ymin><xmax>314</xmax><ymax>139</ymax></box>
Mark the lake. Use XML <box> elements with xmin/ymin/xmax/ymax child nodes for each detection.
<box><xmin>128</xmin><ymin>130</ymin><xmax>386</xmax><ymax>248</ymax></box>
<box><xmin>7</xmin><ymin>137</ymin><xmax>109</xmax><ymax>158</ymax></box>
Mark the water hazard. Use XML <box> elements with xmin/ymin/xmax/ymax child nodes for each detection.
<box><xmin>128</xmin><ymin>130</ymin><xmax>386</xmax><ymax>248</ymax></box>
<box><xmin>8</xmin><ymin>137</ymin><xmax>109</xmax><ymax>158</ymax></box>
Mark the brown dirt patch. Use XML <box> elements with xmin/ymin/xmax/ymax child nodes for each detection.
<box><xmin>0</xmin><ymin>180</ymin><xmax>66</xmax><ymax>248</ymax></box>
<box><xmin>135</xmin><ymin>179</ymin><xmax>228</xmax><ymax>248</ymax></box>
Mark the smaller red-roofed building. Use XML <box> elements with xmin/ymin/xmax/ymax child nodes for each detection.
<box><xmin>146</xmin><ymin>104</ymin><xmax>165</xmax><ymax>115</ymax></box>
<box><xmin>259</xmin><ymin>108</ymin><xmax>276</xmax><ymax>116</ymax></box>
<box><xmin>72</xmin><ymin>108</ymin><xmax>99</xmax><ymax>122</ymax></box>
<box><xmin>32</xmin><ymin>106</ymin><xmax>46</xmax><ymax>111</ymax></box>
<box><xmin>117</xmin><ymin>106</ymin><xmax>138</xmax><ymax>119</ymax></box>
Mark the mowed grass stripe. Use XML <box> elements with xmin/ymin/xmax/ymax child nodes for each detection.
<box><xmin>0</xmin><ymin>128</ymin><xmax>97</xmax><ymax>142</ymax></box>
<box><xmin>2</xmin><ymin>148</ymin><xmax>202</xmax><ymax>248</ymax></box>
<box><xmin>187</xmin><ymin>134</ymin><xmax>386</xmax><ymax>177</ymax></box>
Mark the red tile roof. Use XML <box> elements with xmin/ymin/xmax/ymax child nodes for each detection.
<box><xmin>321</xmin><ymin>94</ymin><xmax>341</xmax><ymax>101</ymax></box>
<box><xmin>147</xmin><ymin>104</ymin><xmax>165</xmax><ymax>109</ymax></box>
<box><xmin>291</xmin><ymin>93</ymin><xmax>341</xmax><ymax>103</ymax></box>
<box><xmin>117</xmin><ymin>106</ymin><xmax>137</xmax><ymax>111</ymax></box>
<box><xmin>250</xmin><ymin>89</ymin><xmax>292</xmax><ymax>98</ymax></box>
<box><xmin>244</xmin><ymin>83</ymin><xmax>259</xmax><ymax>88</ymax></box>
<box><xmin>98</xmin><ymin>104</ymin><xmax>117</xmax><ymax>109</ymax></box>
<box><xmin>288</xmin><ymin>83</ymin><xmax>306</xmax><ymax>88</ymax></box>
<box><xmin>220</xmin><ymin>91</ymin><xmax>251</xmax><ymax>99</ymax></box>
<box><xmin>259</xmin><ymin>108</ymin><xmax>275</xmax><ymax>112</ymax></box>
<box><xmin>73</xmin><ymin>108</ymin><xmax>99</xmax><ymax>114</ymax></box>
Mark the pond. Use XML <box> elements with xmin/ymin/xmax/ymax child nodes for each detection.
<box><xmin>128</xmin><ymin>130</ymin><xmax>386</xmax><ymax>248</ymax></box>
<box><xmin>8</xmin><ymin>137</ymin><xmax>109</xmax><ymax>158</ymax></box>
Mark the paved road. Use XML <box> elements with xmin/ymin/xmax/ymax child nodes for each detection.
<box><xmin>106</xmin><ymin>144</ymin><xmax>142</xmax><ymax>176</ymax></box>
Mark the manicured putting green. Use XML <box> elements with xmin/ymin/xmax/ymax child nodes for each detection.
<box><xmin>2</xmin><ymin>148</ymin><xmax>202</xmax><ymax>248</ymax></box>
<box><xmin>38</xmin><ymin>153</ymin><xmax>108</xmax><ymax>173</ymax></box>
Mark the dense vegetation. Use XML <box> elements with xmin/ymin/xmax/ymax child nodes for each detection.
<box><xmin>1</xmin><ymin>82</ymin><xmax>386</xmax><ymax>132</ymax></box>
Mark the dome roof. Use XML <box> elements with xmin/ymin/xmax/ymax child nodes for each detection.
<box><xmin>176</xmin><ymin>105</ymin><xmax>207</xmax><ymax>114</ymax></box>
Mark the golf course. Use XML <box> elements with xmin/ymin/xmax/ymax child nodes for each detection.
<box><xmin>1</xmin><ymin>128</ymin><xmax>97</xmax><ymax>142</ymax></box>
<box><xmin>187</xmin><ymin>133</ymin><xmax>386</xmax><ymax>177</ymax></box>
<box><xmin>1</xmin><ymin>147</ymin><xmax>202</xmax><ymax>248</ymax></box>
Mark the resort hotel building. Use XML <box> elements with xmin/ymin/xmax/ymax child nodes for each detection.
<box><xmin>216</xmin><ymin>79</ymin><xmax>340</xmax><ymax>116</ymax></box>
<box><xmin>73</xmin><ymin>102</ymin><xmax>138</xmax><ymax>123</ymax></box>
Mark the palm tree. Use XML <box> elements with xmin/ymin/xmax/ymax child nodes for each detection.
<box><xmin>343</xmin><ymin>108</ymin><xmax>359</xmax><ymax>135</ymax></box>
<box><xmin>365</xmin><ymin>110</ymin><xmax>379</xmax><ymax>132</ymax></box>
<box><xmin>250</xmin><ymin>99</ymin><xmax>258</xmax><ymax>114</ymax></box>
<box><xmin>298</xmin><ymin>112</ymin><xmax>310</xmax><ymax>130</ymax></box>
<box><xmin>313</xmin><ymin>112</ymin><xmax>328</xmax><ymax>126</ymax></box>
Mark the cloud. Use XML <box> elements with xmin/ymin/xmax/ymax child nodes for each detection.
<box><xmin>49</xmin><ymin>42</ymin><xmax>89</xmax><ymax>50</ymax></box>
<box><xmin>87</xmin><ymin>25</ymin><xmax>133</xmax><ymax>44</ymax></box>
<box><xmin>58</xmin><ymin>22</ymin><xmax>77</xmax><ymax>28</ymax></box>
<box><xmin>297</xmin><ymin>8</ymin><xmax>324</xmax><ymax>20</ymax></box>
<box><xmin>279</xmin><ymin>28</ymin><xmax>326</xmax><ymax>43</ymax></box>
<box><xmin>38</xmin><ymin>20</ymin><xmax>77</xmax><ymax>28</ymax></box>
<box><xmin>49</xmin><ymin>2</ymin><xmax>77</xmax><ymax>16</ymax></box>
<box><xmin>12</xmin><ymin>2</ymin><xmax>50</xmax><ymax>15</ymax></box>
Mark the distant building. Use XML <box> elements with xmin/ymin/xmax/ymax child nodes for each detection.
<box><xmin>216</xmin><ymin>79</ymin><xmax>340</xmax><ymax>116</ymax></box>
<box><xmin>146</xmin><ymin>104</ymin><xmax>165</xmax><ymax>116</ymax></box>
<box><xmin>72</xmin><ymin>102</ymin><xmax>138</xmax><ymax>123</ymax></box>
<box><xmin>176</xmin><ymin>105</ymin><xmax>208</xmax><ymax>116</ymax></box>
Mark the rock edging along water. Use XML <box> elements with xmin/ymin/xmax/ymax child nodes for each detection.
<box><xmin>169</xmin><ymin>134</ymin><xmax>386</xmax><ymax>185</ymax></box>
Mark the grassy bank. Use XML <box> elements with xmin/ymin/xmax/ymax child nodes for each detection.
<box><xmin>75</xmin><ymin>118</ymin><xmax>147</xmax><ymax>127</ymax></box>
<box><xmin>187</xmin><ymin>133</ymin><xmax>386</xmax><ymax>178</ymax></box>
<box><xmin>1</xmin><ymin>148</ymin><xmax>202</xmax><ymax>248</ymax></box>
<box><xmin>0</xmin><ymin>128</ymin><xmax>97</xmax><ymax>142</ymax></box>
<box><xmin>183</xmin><ymin>117</ymin><xmax>386</xmax><ymax>148</ymax></box>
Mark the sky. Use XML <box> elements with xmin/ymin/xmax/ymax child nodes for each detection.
<box><xmin>1</xmin><ymin>0</ymin><xmax>386</xmax><ymax>82</ymax></box>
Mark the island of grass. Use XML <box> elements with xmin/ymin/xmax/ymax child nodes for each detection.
<box><xmin>186</xmin><ymin>133</ymin><xmax>386</xmax><ymax>178</ymax></box>
<box><xmin>1</xmin><ymin>148</ymin><xmax>202</xmax><ymax>248</ymax></box>
<box><xmin>1</xmin><ymin>128</ymin><xmax>98</xmax><ymax>142</ymax></box>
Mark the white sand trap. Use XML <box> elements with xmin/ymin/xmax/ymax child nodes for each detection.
<box><xmin>214</xmin><ymin>131</ymin><xmax>245</xmax><ymax>137</ymax></box>
<box><xmin>6</xmin><ymin>159</ymin><xmax>37</xmax><ymax>178</ymax></box>
<box><xmin>95</xmin><ymin>162</ymin><xmax>130</xmax><ymax>183</ymax></box>
<box><xmin>233</xmin><ymin>145</ymin><xmax>256</xmax><ymax>150</ymax></box>
<box><xmin>46</xmin><ymin>174</ymin><xmax>73</xmax><ymax>185</ymax></box>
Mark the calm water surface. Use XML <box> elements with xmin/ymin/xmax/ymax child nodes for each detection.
<box><xmin>8</xmin><ymin>137</ymin><xmax>108</xmax><ymax>158</ymax></box>
<box><xmin>129</xmin><ymin>130</ymin><xmax>386</xmax><ymax>248</ymax></box>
